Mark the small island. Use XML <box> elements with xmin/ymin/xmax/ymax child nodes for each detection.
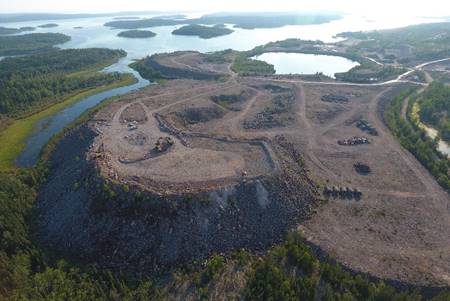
<box><xmin>117</xmin><ymin>30</ymin><xmax>156</xmax><ymax>38</ymax></box>
<box><xmin>73</xmin><ymin>26</ymin><xmax>83</xmax><ymax>29</ymax></box>
<box><xmin>113</xmin><ymin>16</ymin><xmax>141</xmax><ymax>20</ymax></box>
<box><xmin>0</xmin><ymin>26</ymin><xmax>35</xmax><ymax>35</ymax></box>
<box><xmin>172</xmin><ymin>24</ymin><xmax>233</xmax><ymax>39</ymax></box>
<box><xmin>38</xmin><ymin>23</ymin><xmax>58</xmax><ymax>28</ymax></box>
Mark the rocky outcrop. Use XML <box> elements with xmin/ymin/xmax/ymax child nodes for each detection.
<box><xmin>36</xmin><ymin>124</ymin><xmax>317</xmax><ymax>274</ymax></box>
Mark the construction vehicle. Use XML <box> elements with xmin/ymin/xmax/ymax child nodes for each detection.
<box><xmin>154</xmin><ymin>136</ymin><xmax>175</xmax><ymax>153</ymax></box>
<box><xmin>323</xmin><ymin>185</ymin><xmax>362</xmax><ymax>200</ymax></box>
<box><xmin>356</xmin><ymin>119</ymin><xmax>378</xmax><ymax>136</ymax></box>
<box><xmin>354</xmin><ymin>162</ymin><xmax>371</xmax><ymax>175</ymax></box>
<box><xmin>241</xmin><ymin>170</ymin><xmax>248</xmax><ymax>183</ymax></box>
<box><xmin>338</xmin><ymin>137</ymin><xmax>370</xmax><ymax>146</ymax></box>
<box><xmin>127</xmin><ymin>121</ymin><xmax>138</xmax><ymax>131</ymax></box>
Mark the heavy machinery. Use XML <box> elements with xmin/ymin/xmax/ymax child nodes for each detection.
<box><xmin>356</xmin><ymin>119</ymin><xmax>378</xmax><ymax>136</ymax></box>
<box><xmin>338</xmin><ymin>137</ymin><xmax>370</xmax><ymax>146</ymax></box>
<box><xmin>323</xmin><ymin>185</ymin><xmax>362</xmax><ymax>200</ymax></box>
<box><xmin>354</xmin><ymin>162</ymin><xmax>371</xmax><ymax>175</ymax></box>
<box><xmin>154</xmin><ymin>136</ymin><xmax>175</xmax><ymax>153</ymax></box>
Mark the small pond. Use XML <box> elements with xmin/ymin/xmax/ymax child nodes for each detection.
<box><xmin>253</xmin><ymin>52</ymin><xmax>359</xmax><ymax>78</ymax></box>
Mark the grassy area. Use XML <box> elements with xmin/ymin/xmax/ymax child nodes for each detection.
<box><xmin>0</xmin><ymin>74</ymin><xmax>135</xmax><ymax>170</ymax></box>
<box><xmin>64</xmin><ymin>58</ymin><xmax>124</xmax><ymax>79</ymax></box>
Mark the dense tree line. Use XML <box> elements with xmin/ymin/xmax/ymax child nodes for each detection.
<box><xmin>204</xmin><ymin>49</ymin><xmax>233</xmax><ymax>64</ymax></box>
<box><xmin>244</xmin><ymin>232</ymin><xmax>450</xmax><ymax>300</ymax></box>
<box><xmin>335</xmin><ymin>65</ymin><xmax>405</xmax><ymax>83</ymax></box>
<box><xmin>231</xmin><ymin>54</ymin><xmax>275</xmax><ymax>76</ymax></box>
<box><xmin>0</xmin><ymin>48</ymin><xmax>127</xmax><ymax>117</ymax></box>
<box><xmin>419</xmin><ymin>82</ymin><xmax>450</xmax><ymax>142</ymax></box>
<box><xmin>0</xmin><ymin>33</ymin><xmax>70</xmax><ymax>56</ymax></box>
<box><xmin>385</xmin><ymin>90</ymin><xmax>450</xmax><ymax>191</ymax></box>
<box><xmin>0</xmin><ymin>169</ymin><xmax>163</xmax><ymax>300</ymax></box>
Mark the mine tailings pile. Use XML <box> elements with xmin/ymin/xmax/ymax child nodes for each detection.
<box><xmin>35</xmin><ymin>124</ymin><xmax>318</xmax><ymax>274</ymax></box>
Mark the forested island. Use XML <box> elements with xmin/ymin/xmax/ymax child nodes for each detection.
<box><xmin>172</xmin><ymin>24</ymin><xmax>233</xmax><ymax>39</ymax></box>
<box><xmin>0</xmin><ymin>26</ymin><xmax>35</xmax><ymax>35</ymax></box>
<box><xmin>0</xmin><ymin>33</ymin><xmax>70</xmax><ymax>56</ymax></box>
<box><xmin>117</xmin><ymin>29</ymin><xmax>156</xmax><ymax>38</ymax></box>
<box><xmin>105</xmin><ymin>13</ymin><xmax>341</xmax><ymax>29</ymax></box>
<box><xmin>37</xmin><ymin>23</ymin><xmax>59</xmax><ymax>28</ymax></box>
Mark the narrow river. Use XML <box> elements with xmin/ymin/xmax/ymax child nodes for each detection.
<box><xmin>15</xmin><ymin>66</ymin><xmax>150</xmax><ymax>167</ymax></box>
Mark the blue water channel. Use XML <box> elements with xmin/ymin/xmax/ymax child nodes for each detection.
<box><xmin>15</xmin><ymin>69</ymin><xmax>150</xmax><ymax>167</ymax></box>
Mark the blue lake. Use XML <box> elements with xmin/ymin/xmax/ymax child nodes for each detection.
<box><xmin>253</xmin><ymin>52</ymin><xmax>359</xmax><ymax>77</ymax></box>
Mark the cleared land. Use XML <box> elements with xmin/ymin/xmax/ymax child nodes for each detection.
<box><xmin>39</xmin><ymin>48</ymin><xmax>450</xmax><ymax>286</ymax></box>
<box><xmin>91</xmin><ymin>77</ymin><xmax>278</xmax><ymax>193</ymax></box>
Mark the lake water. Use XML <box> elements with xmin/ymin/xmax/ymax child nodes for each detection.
<box><xmin>0</xmin><ymin>14</ymin><xmax>441</xmax><ymax>167</ymax></box>
<box><xmin>253</xmin><ymin>52</ymin><xmax>359</xmax><ymax>77</ymax></box>
<box><xmin>1</xmin><ymin>14</ymin><xmax>437</xmax><ymax>69</ymax></box>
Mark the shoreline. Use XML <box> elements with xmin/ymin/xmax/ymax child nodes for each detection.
<box><xmin>0</xmin><ymin>74</ymin><xmax>136</xmax><ymax>170</ymax></box>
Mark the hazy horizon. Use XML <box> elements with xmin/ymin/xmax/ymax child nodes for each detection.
<box><xmin>0</xmin><ymin>0</ymin><xmax>449</xmax><ymax>18</ymax></box>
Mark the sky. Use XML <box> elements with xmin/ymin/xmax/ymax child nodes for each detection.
<box><xmin>0</xmin><ymin>0</ymin><xmax>449</xmax><ymax>17</ymax></box>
